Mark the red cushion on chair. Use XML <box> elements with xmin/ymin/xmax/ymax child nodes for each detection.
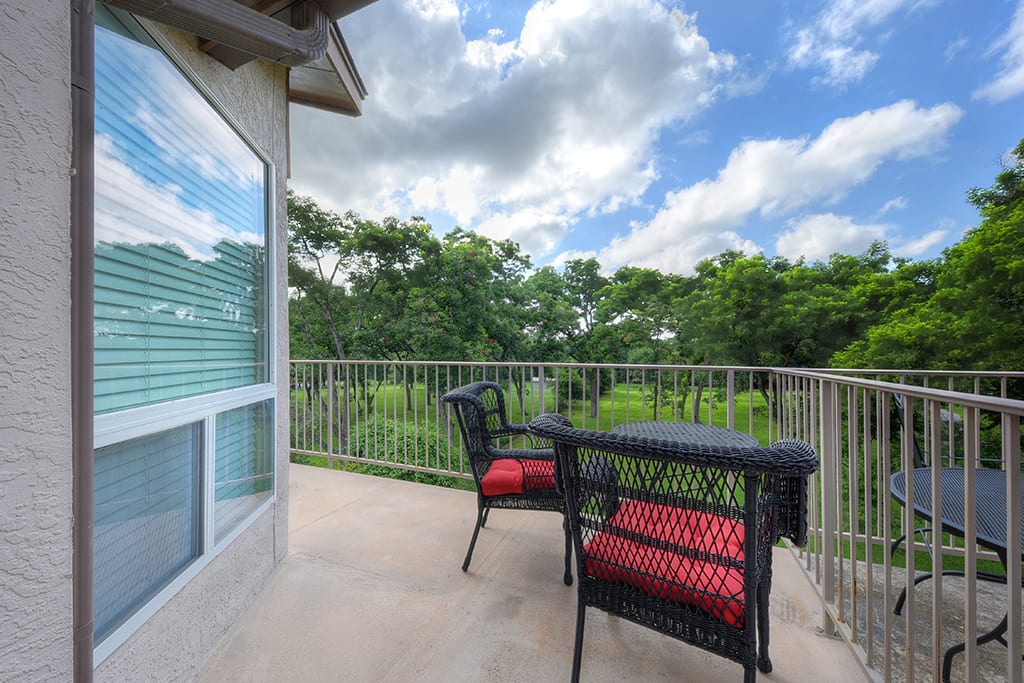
<box><xmin>583</xmin><ymin>500</ymin><xmax>747</xmax><ymax>627</ymax></box>
<box><xmin>480</xmin><ymin>458</ymin><xmax>556</xmax><ymax>496</ymax></box>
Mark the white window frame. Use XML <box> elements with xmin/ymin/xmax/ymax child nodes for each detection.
<box><xmin>92</xmin><ymin>11</ymin><xmax>278</xmax><ymax>666</ymax></box>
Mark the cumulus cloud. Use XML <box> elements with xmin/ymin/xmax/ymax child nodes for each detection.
<box><xmin>290</xmin><ymin>0</ymin><xmax>742</xmax><ymax>256</ymax></box>
<box><xmin>775</xmin><ymin>213</ymin><xmax>887</xmax><ymax>262</ymax></box>
<box><xmin>776</xmin><ymin>211</ymin><xmax>949</xmax><ymax>262</ymax></box>
<box><xmin>475</xmin><ymin>209</ymin><xmax>572</xmax><ymax>257</ymax></box>
<box><xmin>597</xmin><ymin>100</ymin><xmax>962</xmax><ymax>273</ymax></box>
<box><xmin>548</xmin><ymin>248</ymin><xmax>599</xmax><ymax>271</ymax></box>
<box><xmin>786</xmin><ymin>0</ymin><xmax>933</xmax><ymax>87</ymax></box>
<box><xmin>973</xmin><ymin>0</ymin><xmax>1024</xmax><ymax>103</ymax></box>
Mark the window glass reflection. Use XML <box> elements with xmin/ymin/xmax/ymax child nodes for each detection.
<box><xmin>94</xmin><ymin>19</ymin><xmax>268</xmax><ymax>413</ymax></box>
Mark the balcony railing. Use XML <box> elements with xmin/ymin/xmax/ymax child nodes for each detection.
<box><xmin>289</xmin><ymin>360</ymin><xmax>1024</xmax><ymax>682</ymax></box>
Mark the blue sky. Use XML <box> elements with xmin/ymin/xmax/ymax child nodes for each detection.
<box><xmin>289</xmin><ymin>0</ymin><xmax>1024</xmax><ymax>275</ymax></box>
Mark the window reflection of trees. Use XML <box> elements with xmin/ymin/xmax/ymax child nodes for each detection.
<box><xmin>94</xmin><ymin>239</ymin><xmax>266</xmax><ymax>412</ymax></box>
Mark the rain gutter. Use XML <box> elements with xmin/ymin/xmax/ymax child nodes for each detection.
<box><xmin>101</xmin><ymin>0</ymin><xmax>332</xmax><ymax>66</ymax></box>
<box><xmin>70</xmin><ymin>0</ymin><xmax>96</xmax><ymax>681</ymax></box>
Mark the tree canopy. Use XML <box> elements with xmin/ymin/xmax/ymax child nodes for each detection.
<box><xmin>288</xmin><ymin>137</ymin><xmax>1024</xmax><ymax>375</ymax></box>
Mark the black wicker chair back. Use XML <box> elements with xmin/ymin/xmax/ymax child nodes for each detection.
<box><xmin>529</xmin><ymin>413</ymin><xmax>818</xmax><ymax>683</ymax></box>
<box><xmin>441</xmin><ymin>382</ymin><xmax>573</xmax><ymax>585</ymax></box>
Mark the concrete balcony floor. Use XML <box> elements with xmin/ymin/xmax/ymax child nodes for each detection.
<box><xmin>200</xmin><ymin>464</ymin><xmax>868</xmax><ymax>682</ymax></box>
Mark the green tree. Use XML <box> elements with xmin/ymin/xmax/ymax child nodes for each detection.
<box><xmin>680</xmin><ymin>251</ymin><xmax>789</xmax><ymax>366</ymax></box>
<box><xmin>521</xmin><ymin>265</ymin><xmax>577</xmax><ymax>362</ymax></box>
<box><xmin>288</xmin><ymin>191</ymin><xmax>439</xmax><ymax>362</ymax></box>
<box><xmin>599</xmin><ymin>266</ymin><xmax>694</xmax><ymax>413</ymax></box>
<box><xmin>563</xmin><ymin>259</ymin><xmax>613</xmax><ymax>415</ymax></box>
<box><xmin>416</xmin><ymin>228</ymin><xmax>534</xmax><ymax>363</ymax></box>
<box><xmin>834</xmin><ymin>139</ymin><xmax>1024</xmax><ymax>372</ymax></box>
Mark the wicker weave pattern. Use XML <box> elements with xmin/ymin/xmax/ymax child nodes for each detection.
<box><xmin>529</xmin><ymin>412</ymin><xmax>818</xmax><ymax>683</ymax></box>
<box><xmin>441</xmin><ymin>382</ymin><xmax>572</xmax><ymax>584</ymax></box>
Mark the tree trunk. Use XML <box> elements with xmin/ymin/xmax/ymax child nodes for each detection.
<box><xmin>756</xmin><ymin>372</ymin><xmax>773</xmax><ymax>412</ymax></box>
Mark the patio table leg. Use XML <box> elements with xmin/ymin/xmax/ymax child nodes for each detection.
<box><xmin>942</xmin><ymin>613</ymin><xmax>1012</xmax><ymax>683</ymax></box>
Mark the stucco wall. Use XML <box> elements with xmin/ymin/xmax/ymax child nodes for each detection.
<box><xmin>91</xmin><ymin>20</ymin><xmax>291</xmax><ymax>682</ymax></box>
<box><xmin>0</xmin><ymin>4</ymin><xmax>75</xmax><ymax>682</ymax></box>
<box><xmin>0</xmin><ymin>7</ymin><xmax>291</xmax><ymax>678</ymax></box>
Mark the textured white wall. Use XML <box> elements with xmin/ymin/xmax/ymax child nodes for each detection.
<box><xmin>0</xmin><ymin>8</ymin><xmax>291</xmax><ymax>680</ymax></box>
<box><xmin>92</xmin><ymin>20</ymin><xmax>291</xmax><ymax>682</ymax></box>
<box><xmin>0</xmin><ymin>4</ymin><xmax>75</xmax><ymax>682</ymax></box>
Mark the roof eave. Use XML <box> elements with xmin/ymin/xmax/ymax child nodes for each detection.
<box><xmin>102</xmin><ymin>0</ymin><xmax>375</xmax><ymax>117</ymax></box>
<box><xmin>287</xmin><ymin>23</ymin><xmax>367</xmax><ymax>116</ymax></box>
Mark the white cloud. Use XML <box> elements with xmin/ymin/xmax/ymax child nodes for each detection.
<box><xmin>548</xmin><ymin>248</ymin><xmax>600</xmax><ymax>271</ymax></box>
<box><xmin>945</xmin><ymin>34</ymin><xmax>968</xmax><ymax>62</ymax></box>
<box><xmin>973</xmin><ymin>0</ymin><xmax>1024</xmax><ymax>103</ymax></box>
<box><xmin>290</xmin><ymin>0</ymin><xmax>741</xmax><ymax>254</ymax></box>
<box><xmin>475</xmin><ymin>209</ymin><xmax>572</xmax><ymax>257</ymax></box>
<box><xmin>876</xmin><ymin>196</ymin><xmax>908</xmax><ymax>216</ymax></box>
<box><xmin>777</xmin><ymin>210</ymin><xmax>950</xmax><ymax>263</ymax></box>
<box><xmin>775</xmin><ymin>213</ymin><xmax>887</xmax><ymax>262</ymax></box>
<box><xmin>786</xmin><ymin>0</ymin><xmax>932</xmax><ymax>87</ymax></box>
<box><xmin>892</xmin><ymin>228</ymin><xmax>950</xmax><ymax>257</ymax></box>
<box><xmin>94</xmin><ymin>135</ymin><xmax>260</xmax><ymax>262</ymax></box>
<box><xmin>598</xmin><ymin>100</ymin><xmax>962</xmax><ymax>274</ymax></box>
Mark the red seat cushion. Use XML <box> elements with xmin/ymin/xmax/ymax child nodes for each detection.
<box><xmin>583</xmin><ymin>500</ymin><xmax>747</xmax><ymax>627</ymax></box>
<box><xmin>480</xmin><ymin>458</ymin><xmax>556</xmax><ymax>496</ymax></box>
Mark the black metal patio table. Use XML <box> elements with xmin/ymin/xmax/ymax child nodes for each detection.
<box><xmin>612</xmin><ymin>420</ymin><xmax>759</xmax><ymax>448</ymax></box>
<box><xmin>890</xmin><ymin>466</ymin><xmax>1024</xmax><ymax>682</ymax></box>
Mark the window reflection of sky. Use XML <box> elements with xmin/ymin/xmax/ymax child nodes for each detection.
<box><xmin>93</xmin><ymin>19</ymin><xmax>268</xmax><ymax>410</ymax></box>
<box><xmin>94</xmin><ymin>25</ymin><xmax>265</xmax><ymax>260</ymax></box>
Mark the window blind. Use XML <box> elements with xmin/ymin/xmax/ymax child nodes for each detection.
<box><xmin>93</xmin><ymin>423</ymin><xmax>201</xmax><ymax>641</ymax></box>
<box><xmin>215</xmin><ymin>400</ymin><xmax>274</xmax><ymax>543</ymax></box>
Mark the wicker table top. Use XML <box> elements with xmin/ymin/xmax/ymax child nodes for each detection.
<box><xmin>612</xmin><ymin>421</ymin><xmax>759</xmax><ymax>449</ymax></box>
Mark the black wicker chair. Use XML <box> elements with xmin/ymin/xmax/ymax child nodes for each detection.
<box><xmin>441</xmin><ymin>382</ymin><xmax>573</xmax><ymax>585</ymax></box>
<box><xmin>529</xmin><ymin>413</ymin><xmax>819</xmax><ymax>683</ymax></box>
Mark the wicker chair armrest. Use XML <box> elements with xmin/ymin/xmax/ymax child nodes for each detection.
<box><xmin>764</xmin><ymin>439</ymin><xmax>815</xmax><ymax>547</ymax></box>
<box><xmin>493</xmin><ymin>422</ymin><xmax>553</xmax><ymax>449</ymax></box>
<box><xmin>480</xmin><ymin>445</ymin><xmax>555</xmax><ymax>462</ymax></box>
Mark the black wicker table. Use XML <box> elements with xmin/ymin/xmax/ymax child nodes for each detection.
<box><xmin>890</xmin><ymin>467</ymin><xmax>1024</xmax><ymax>681</ymax></box>
<box><xmin>612</xmin><ymin>420</ymin><xmax>759</xmax><ymax>448</ymax></box>
<box><xmin>611</xmin><ymin>422</ymin><xmax>760</xmax><ymax>489</ymax></box>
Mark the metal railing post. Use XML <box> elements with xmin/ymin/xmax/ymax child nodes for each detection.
<box><xmin>820</xmin><ymin>378</ymin><xmax>838</xmax><ymax>636</ymax></box>
<box><xmin>1004</xmin><ymin>414</ymin><xmax>1022</xmax><ymax>683</ymax></box>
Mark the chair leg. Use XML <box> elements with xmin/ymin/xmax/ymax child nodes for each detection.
<box><xmin>562</xmin><ymin>516</ymin><xmax>573</xmax><ymax>586</ymax></box>
<box><xmin>462</xmin><ymin>505</ymin><xmax>486</xmax><ymax>572</ymax></box>
<box><xmin>756</xmin><ymin>579</ymin><xmax>773</xmax><ymax>673</ymax></box>
<box><xmin>481</xmin><ymin>507</ymin><xmax>490</xmax><ymax>528</ymax></box>
<box><xmin>744</xmin><ymin>665</ymin><xmax>757</xmax><ymax>683</ymax></box>
<box><xmin>570</xmin><ymin>602</ymin><xmax>586</xmax><ymax>683</ymax></box>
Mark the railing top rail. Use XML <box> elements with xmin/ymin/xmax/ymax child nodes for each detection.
<box><xmin>289</xmin><ymin>360</ymin><xmax>771</xmax><ymax>372</ymax></box>
<box><xmin>776</xmin><ymin>368</ymin><xmax>1024</xmax><ymax>416</ymax></box>
<box><xmin>290</xmin><ymin>359</ymin><xmax>1024</xmax><ymax>379</ymax></box>
<box><xmin>814</xmin><ymin>368</ymin><xmax>1024</xmax><ymax>379</ymax></box>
